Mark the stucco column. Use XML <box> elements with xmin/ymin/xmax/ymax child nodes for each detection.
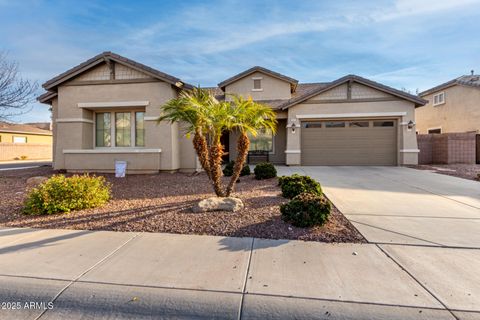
<box><xmin>285</xmin><ymin>119</ymin><xmax>301</xmax><ymax>165</ymax></box>
<box><xmin>399</xmin><ymin>105</ymin><xmax>420</xmax><ymax>165</ymax></box>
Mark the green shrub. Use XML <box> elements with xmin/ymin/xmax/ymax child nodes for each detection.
<box><xmin>279</xmin><ymin>174</ymin><xmax>322</xmax><ymax>199</ymax></box>
<box><xmin>253</xmin><ymin>162</ymin><xmax>277</xmax><ymax>180</ymax></box>
<box><xmin>24</xmin><ymin>174</ymin><xmax>111</xmax><ymax>215</ymax></box>
<box><xmin>222</xmin><ymin>161</ymin><xmax>250</xmax><ymax>177</ymax></box>
<box><xmin>280</xmin><ymin>192</ymin><xmax>331</xmax><ymax>227</ymax></box>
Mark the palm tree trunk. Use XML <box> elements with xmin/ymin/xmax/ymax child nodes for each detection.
<box><xmin>225</xmin><ymin>132</ymin><xmax>250</xmax><ymax>197</ymax></box>
<box><xmin>209</xmin><ymin>142</ymin><xmax>225</xmax><ymax>197</ymax></box>
<box><xmin>192</xmin><ymin>129</ymin><xmax>211</xmax><ymax>179</ymax></box>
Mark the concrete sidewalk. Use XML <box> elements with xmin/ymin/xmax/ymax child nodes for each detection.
<box><xmin>1</xmin><ymin>227</ymin><xmax>478</xmax><ymax>319</ymax></box>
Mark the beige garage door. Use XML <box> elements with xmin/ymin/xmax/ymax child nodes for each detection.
<box><xmin>301</xmin><ymin>120</ymin><xmax>397</xmax><ymax>165</ymax></box>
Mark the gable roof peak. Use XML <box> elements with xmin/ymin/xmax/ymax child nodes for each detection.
<box><xmin>279</xmin><ymin>74</ymin><xmax>426</xmax><ymax>109</ymax></box>
<box><xmin>41</xmin><ymin>51</ymin><xmax>193</xmax><ymax>91</ymax></box>
<box><xmin>217</xmin><ymin>66</ymin><xmax>298</xmax><ymax>91</ymax></box>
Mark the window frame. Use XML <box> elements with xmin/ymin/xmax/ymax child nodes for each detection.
<box><xmin>94</xmin><ymin>110</ymin><xmax>145</xmax><ymax>148</ymax></box>
<box><xmin>373</xmin><ymin>120</ymin><xmax>395</xmax><ymax>127</ymax></box>
<box><xmin>349</xmin><ymin>121</ymin><xmax>370</xmax><ymax>128</ymax></box>
<box><xmin>324</xmin><ymin>121</ymin><xmax>346</xmax><ymax>128</ymax></box>
<box><xmin>12</xmin><ymin>136</ymin><xmax>27</xmax><ymax>143</ymax></box>
<box><xmin>95</xmin><ymin>112</ymin><xmax>112</xmax><ymax>147</ymax></box>
<box><xmin>251</xmin><ymin>77</ymin><xmax>263</xmax><ymax>92</ymax></box>
<box><xmin>247</xmin><ymin>128</ymin><xmax>275</xmax><ymax>154</ymax></box>
<box><xmin>433</xmin><ymin>91</ymin><xmax>445</xmax><ymax>106</ymax></box>
<box><xmin>428</xmin><ymin>127</ymin><xmax>442</xmax><ymax>134</ymax></box>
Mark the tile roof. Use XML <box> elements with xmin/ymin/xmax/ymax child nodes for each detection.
<box><xmin>0</xmin><ymin>121</ymin><xmax>52</xmax><ymax>135</ymax></box>
<box><xmin>419</xmin><ymin>74</ymin><xmax>480</xmax><ymax>96</ymax></box>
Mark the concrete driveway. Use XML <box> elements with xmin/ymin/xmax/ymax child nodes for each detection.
<box><xmin>276</xmin><ymin>166</ymin><xmax>480</xmax><ymax>248</ymax></box>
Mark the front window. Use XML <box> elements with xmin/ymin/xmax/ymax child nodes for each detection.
<box><xmin>95</xmin><ymin>113</ymin><xmax>111</xmax><ymax>147</ymax></box>
<box><xmin>95</xmin><ymin>111</ymin><xmax>144</xmax><ymax>147</ymax></box>
<box><xmin>135</xmin><ymin>112</ymin><xmax>145</xmax><ymax>147</ymax></box>
<box><xmin>115</xmin><ymin>112</ymin><xmax>131</xmax><ymax>147</ymax></box>
<box><xmin>248</xmin><ymin>128</ymin><xmax>273</xmax><ymax>152</ymax></box>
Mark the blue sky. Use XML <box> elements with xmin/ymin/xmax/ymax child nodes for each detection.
<box><xmin>1</xmin><ymin>0</ymin><xmax>480</xmax><ymax>122</ymax></box>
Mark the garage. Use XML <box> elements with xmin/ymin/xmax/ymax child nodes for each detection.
<box><xmin>301</xmin><ymin>119</ymin><xmax>397</xmax><ymax>165</ymax></box>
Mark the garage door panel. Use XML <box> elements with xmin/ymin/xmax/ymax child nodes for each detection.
<box><xmin>301</xmin><ymin>120</ymin><xmax>397</xmax><ymax>166</ymax></box>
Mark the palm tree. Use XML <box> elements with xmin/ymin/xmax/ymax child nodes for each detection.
<box><xmin>159</xmin><ymin>88</ymin><xmax>276</xmax><ymax>199</ymax></box>
<box><xmin>225</xmin><ymin>95</ymin><xmax>277</xmax><ymax>197</ymax></box>
<box><xmin>158</xmin><ymin>87</ymin><xmax>213</xmax><ymax>179</ymax></box>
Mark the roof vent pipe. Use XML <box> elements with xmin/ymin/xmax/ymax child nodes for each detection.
<box><xmin>471</xmin><ymin>70</ymin><xmax>475</xmax><ymax>75</ymax></box>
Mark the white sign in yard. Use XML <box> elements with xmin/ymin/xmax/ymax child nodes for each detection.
<box><xmin>115</xmin><ymin>160</ymin><xmax>127</xmax><ymax>178</ymax></box>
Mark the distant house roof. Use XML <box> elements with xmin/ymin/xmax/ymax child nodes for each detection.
<box><xmin>38</xmin><ymin>51</ymin><xmax>193</xmax><ymax>103</ymax></box>
<box><xmin>279</xmin><ymin>75</ymin><xmax>427</xmax><ymax>109</ymax></box>
<box><xmin>0</xmin><ymin>122</ymin><xmax>52</xmax><ymax>136</ymax></box>
<box><xmin>25</xmin><ymin>122</ymin><xmax>52</xmax><ymax>130</ymax></box>
<box><xmin>217</xmin><ymin>66</ymin><xmax>299</xmax><ymax>92</ymax></box>
<box><xmin>419</xmin><ymin>74</ymin><xmax>480</xmax><ymax>97</ymax></box>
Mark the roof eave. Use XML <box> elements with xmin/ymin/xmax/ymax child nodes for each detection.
<box><xmin>281</xmin><ymin>75</ymin><xmax>427</xmax><ymax>110</ymax></box>
<box><xmin>37</xmin><ymin>91</ymin><xmax>58</xmax><ymax>104</ymax></box>
<box><xmin>418</xmin><ymin>80</ymin><xmax>458</xmax><ymax>97</ymax></box>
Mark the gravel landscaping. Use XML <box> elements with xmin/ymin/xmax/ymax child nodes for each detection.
<box><xmin>410</xmin><ymin>164</ymin><xmax>480</xmax><ymax>181</ymax></box>
<box><xmin>0</xmin><ymin>167</ymin><xmax>365</xmax><ymax>243</ymax></box>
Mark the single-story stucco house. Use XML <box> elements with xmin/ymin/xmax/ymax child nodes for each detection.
<box><xmin>38</xmin><ymin>52</ymin><xmax>426</xmax><ymax>173</ymax></box>
<box><xmin>416</xmin><ymin>73</ymin><xmax>480</xmax><ymax>134</ymax></box>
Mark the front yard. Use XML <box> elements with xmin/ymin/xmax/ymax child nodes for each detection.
<box><xmin>0</xmin><ymin>167</ymin><xmax>365</xmax><ymax>243</ymax></box>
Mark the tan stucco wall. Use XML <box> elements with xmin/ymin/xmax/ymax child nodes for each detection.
<box><xmin>178</xmin><ymin>123</ymin><xmax>198</xmax><ymax>172</ymax></box>
<box><xmin>416</xmin><ymin>85</ymin><xmax>480</xmax><ymax>134</ymax></box>
<box><xmin>64</xmin><ymin>152</ymin><xmax>161</xmax><ymax>174</ymax></box>
<box><xmin>285</xmin><ymin>91</ymin><xmax>418</xmax><ymax>165</ymax></box>
<box><xmin>225</xmin><ymin>71</ymin><xmax>291</xmax><ymax>100</ymax></box>
<box><xmin>0</xmin><ymin>132</ymin><xmax>52</xmax><ymax>144</ymax></box>
<box><xmin>54</xmin><ymin>79</ymin><xmax>196</xmax><ymax>172</ymax></box>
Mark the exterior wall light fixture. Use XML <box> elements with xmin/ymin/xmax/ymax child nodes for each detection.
<box><xmin>290</xmin><ymin>119</ymin><xmax>297</xmax><ymax>134</ymax></box>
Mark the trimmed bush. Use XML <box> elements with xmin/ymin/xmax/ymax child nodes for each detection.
<box><xmin>222</xmin><ymin>161</ymin><xmax>250</xmax><ymax>177</ymax></box>
<box><xmin>280</xmin><ymin>192</ymin><xmax>331</xmax><ymax>227</ymax></box>
<box><xmin>24</xmin><ymin>174</ymin><xmax>111</xmax><ymax>215</ymax></box>
<box><xmin>254</xmin><ymin>162</ymin><xmax>277</xmax><ymax>180</ymax></box>
<box><xmin>279</xmin><ymin>174</ymin><xmax>322</xmax><ymax>199</ymax></box>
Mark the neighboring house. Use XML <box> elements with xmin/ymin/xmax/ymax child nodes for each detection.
<box><xmin>0</xmin><ymin>122</ymin><xmax>52</xmax><ymax>161</ymax></box>
<box><xmin>38</xmin><ymin>52</ymin><xmax>425</xmax><ymax>173</ymax></box>
<box><xmin>416</xmin><ymin>74</ymin><xmax>480</xmax><ymax>134</ymax></box>
<box><xmin>25</xmin><ymin>122</ymin><xmax>52</xmax><ymax>131</ymax></box>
